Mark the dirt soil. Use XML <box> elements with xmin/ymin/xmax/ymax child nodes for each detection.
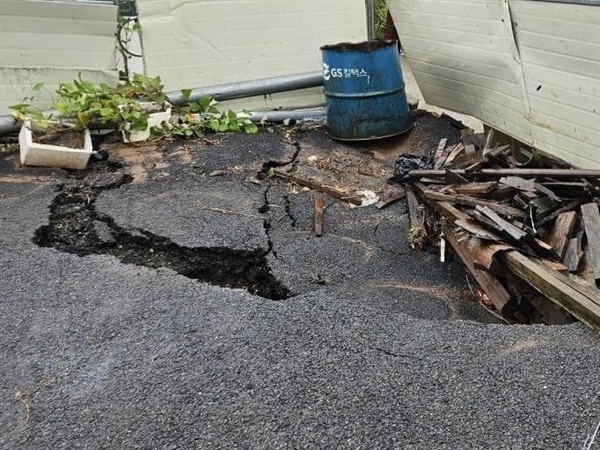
<box><xmin>1</xmin><ymin>112</ymin><xmax>599</xmax><ymax>449</ymax></box>
<box><xmin>33</xmin><ymin>128</ymin><xmax>84</xmax><ymax>149</ymax></box>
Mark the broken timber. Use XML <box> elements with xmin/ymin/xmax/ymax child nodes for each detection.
<box><xmin>581</xmin><ymin>203</ymin><xmax>600</xmax><ymax>283</ymax></box>
<box><xmin>274</xmin><ymin>170</ymin><xmax>362</xmax><ymax>205</ymax></box>
<box><xmin>402</xmin><ymin>138</ymin><xmax>600</xmax><ymax>332</ymax></box>
<box><xmin>504</xmin><ymin>251</ymin><xmax>600</xmax><ymax>334</ymax></box>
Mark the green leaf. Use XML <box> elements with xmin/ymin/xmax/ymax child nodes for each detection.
<box><xmin>243</xmin><ymin>123</ymin><xmax>258</xmax><ymax>134</ymax></box>
<box><xmin>32</xmin><ymin>83</ymin><xmax>44</xmax><ymax>92</ymax></box>
<box><xmin>181</xmin><ymin>89</ymin><xmax>192</xmax><ymax>101</ymax></box>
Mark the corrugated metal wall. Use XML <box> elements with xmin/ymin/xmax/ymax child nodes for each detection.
<box><xmin>388</xmin><ymin>0</ymin><xmax>600</xmax><ymax>168</ymax></box>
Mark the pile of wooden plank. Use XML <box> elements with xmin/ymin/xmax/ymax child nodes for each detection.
<box><xmin>403</xmin><ymin>134</ymin><xmax>600</xmax><ymax>333</ymax></box>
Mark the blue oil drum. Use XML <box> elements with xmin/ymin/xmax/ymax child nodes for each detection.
<box><xmin>320</xmin><ymin>40</ymin><xmax>411</xmax><ymax>140</ymax></box>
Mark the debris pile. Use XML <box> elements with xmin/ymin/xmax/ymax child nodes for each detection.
<box><xmin>398</xmin><ymin>132</ymin><xmax>600</xmax><ymax>332</ymax></box>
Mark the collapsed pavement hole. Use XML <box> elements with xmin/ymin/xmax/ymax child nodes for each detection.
<box><xmin>33</xmin><ymin>178</ymin><xmax>292</xmax><ymax>301</ymax></box>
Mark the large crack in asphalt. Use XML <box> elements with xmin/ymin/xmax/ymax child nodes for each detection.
<box><xmin>33</xmin><ymin>172</ymin><xmax>292</xmax><ymax>300</ymax></box>
<box><xmin>259</xmin><ymin>184</ymin><xmax>278</xmax><ymax>259</ymax></box>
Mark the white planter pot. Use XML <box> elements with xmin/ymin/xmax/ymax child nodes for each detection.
<box><xmin>19</xmin><ymin>119</ymin><xmax>95</xmax><ymax>170</ymax></box>
<box><xmin>122</xmin><ymin>104</ymin><xmax>172</xmax><ymax>143</ymax></box>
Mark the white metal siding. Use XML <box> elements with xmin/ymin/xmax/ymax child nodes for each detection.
<box><xmin>0</xmin><ymin>0</ymin><xmax>119</xmax><ymax>114</ymax></box>
<box><xmin>137</xmin><ymin>0</ymin><xmax>367</xmax><ymax>111</ymax></box>
<box><xmin>511</xmin><ymin>1</ymin><xmax>600</xmax><ymax>168</ymax></box>
<box><xmin>389</xmin><ymin>0</ymin><xmax>600</xmax><ymax>168</ymax></box>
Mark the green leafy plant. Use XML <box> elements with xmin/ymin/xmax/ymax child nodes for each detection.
<box><xmin>53</xmin><ymin>77</ymin><xmax>115</xmax><ymax>130</ymax></box>
<box><xmin>53</xmin><ymin>75</ymin><xmax>157</xmax><ymax>134</ymax></box>
<box><xmin>117</xmin><ymin>74</ymin><xmax>166</xmax><ymax>104</ymax></box>
<box><xmin>161</xmin><ymin>90</ymin><xmax>258</xmax><ymax>139</ymax></box>
<box><xmin>9</xmin><ymin>83</ymin><xmax>85</xmax><ymax>134</ymax></box>
<box><xmin>12</xmin><ymin>75</ymin><xmax>260</xmax><ymax>144</ymax></box>
<box><xmin>375</xmin><ymin>0</ymin><xmax>389</xmax><ymax>39</ymax></box>
<box><xmin>10</xmin><ymin>83</ymin><xmax>52</xmax><ymax>131</ymax></box>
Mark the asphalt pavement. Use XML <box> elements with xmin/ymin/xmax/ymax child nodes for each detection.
<box><xmin>1</xmin><ymin>127</ymin><xmax>599</xmax><ymax>450</ymax></box>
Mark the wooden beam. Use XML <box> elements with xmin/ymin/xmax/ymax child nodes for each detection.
<box><xmin>504</xmin><ymin>251</ymin><xmax>600</xmax><ymax>334</ymax></box>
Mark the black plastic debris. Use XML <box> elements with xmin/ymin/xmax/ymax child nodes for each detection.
<box><xmin>394</xmin><ymin>153</ymin><xmax>434</xmax><ymax>183</ymax></box>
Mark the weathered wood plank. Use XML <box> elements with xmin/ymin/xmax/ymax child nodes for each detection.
<box><xmin>443</xmin><ymin>225</ymin><xmax>512</xmax><ymax>311</ymax></box>
<box><xmin>475</xmin><ymin>206</ymin><xmax>529</xmax><ymax>243</ymax></box>
<box><xmin>563</xmin><ymin>237</ymin><xmax>583</xmax><ymax>273</ymax></box>
<box><xmin>421</xmin><ymin>190</ymin><xmax>526</xmax><ymax>219</ymax></box>
<box><xmin>433</xmin><ymin>138</ymin><xmax>449</xmax><ymax>169</ymax></box>
<box><xmin>375</xmin><ymin>188</ymin><xmax>406</xmax><ymax>209</ymax></box>
<box><xmin>546</xmin><ymin>211</ymin><xmax>577</xmax><ymax>259</ymax></box>
<box><xmin>581</xmin><ymin>203</ymin><xmax>600</xmax><ymax>282</ymax></box>
<box><xmin>406</xmin><ymin>186</ymin><xmax>423</xmax><ymax>230</ymax></box>
<box><xmin>445</xmin><ymin>150</ymin><xmax>488</xmax><ymax>170</ymax></box>
<box><xmin>449</xmin><ymin>181</ymin><xmax>497</xmax><ymax>197</ymax></box>
<box><xmin>535</xmin><ymin>199</ymin><xmax>584</xmax><ymax>228</ymax></box>
<box><xmin>443</xmin><ymin>144</ymin><xmax>464</xmax><ymax>166</ymax></box>
<box><xmin>455</xmin><ymin>218</ymin><xmax>502</xmax><ymax>241</ymax></box>
<box><xmin>499</xmin><ymin>176</ymin><xmax>536</xmax><ymax>192</ymax></box>
<box><xmin>274</xmin><ymin>170</ymin><xmax>362</xmax><ymax>205</ymax></box>
<box><xmin>504</xmin><ymin>251</ymin><xmax>600</xmax><ymax>334</ymax></box>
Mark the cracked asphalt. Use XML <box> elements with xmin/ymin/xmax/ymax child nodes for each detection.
<box><xmin>1</xmin><ymin>126</ymin><xmax>600</xmax><ymax>449</ymax></box>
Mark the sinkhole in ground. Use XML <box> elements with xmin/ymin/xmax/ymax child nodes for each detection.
<box><xmin>33</xmin><ymin>174</ymin><xmax>292</xmax><ymax>300</ymax></box>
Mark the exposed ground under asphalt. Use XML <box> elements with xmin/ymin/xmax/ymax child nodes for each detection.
<box><xmin>1</xmin><ymin>117</ymin><xmax>600</xmax><ymax>449</ymax></box>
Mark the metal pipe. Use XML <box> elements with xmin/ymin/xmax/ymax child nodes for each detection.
<box><xmin>0</xmin><ymin>115</ymin><xmax>20</xmax><ymax>136</ymax></box>
<box><xmin>166</xmin><ymin>71</ymin><xmax>324</xmax><ymax>106</ymax></box>
<box><xmin>247</xmin><ymin>108</ymin><xmax>325</xmax><ymax>123</ymax></box>
<box><xmin>365</xmin><ymin>0</ymin><xmax>376</xmax><ymax>40</ymax></box>
<box><xmin>409</xmin><ymin>168</ymin><xmax>600</xmax><ymax>179</ymax></box>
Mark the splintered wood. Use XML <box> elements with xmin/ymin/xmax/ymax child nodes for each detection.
<box><xmin>402</xmin><ymin>131</ymin><xmax>600</xmax><ymax>333</ymax></box>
